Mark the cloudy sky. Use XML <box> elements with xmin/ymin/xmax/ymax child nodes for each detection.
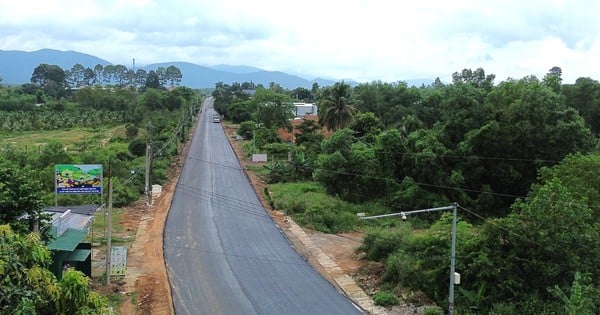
<box><xmin>1</xmin><ymin>0</ymin><xmax>599</xmax><ymax>84</ymax></box>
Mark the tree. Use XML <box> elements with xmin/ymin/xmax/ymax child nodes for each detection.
<box><xmin>30</xmin><ymin>64</ymin><xmax>68</xmax><ymax>99</ymax></box>
<box><xmin>114</xmin><ymin>64</ymin><xmax>129</xmax><ymax>87</ymax></box>
<box><xmin>237</xmin><ymin>121</ymin><xmax>257</xmax><ymax>140</ymax></box>
<box><xmin>294</xmin><ymin>119</ymin><xmax>324</xmax><ymax>154</ymax></box>
<box><xmin>252</xmin><ymin>88</ymin><xmax>294</xmax><ymax>129</ymax></box>
<box><xmin>156</xmin><ymin>66</ymin><xmax>168</xmax><ymax>87</ymax></box>
<box><xmin>314</xmin><ymin>128</ymin><xmax>382</xmax><ymax>201</ymax></box>
<box><xmin>31</xmin><ymin>64</ymin><xmax>67</xmax><ymax>87</ymax></box>
<box><xmin>459</xmin><ymin>76</ymin><xmax>595</xmax><ymax>211</ymax></box>
<box><xmin>83</xmin><ymin>67</ymin><xmax>96</xmax><ymax>86</ymax></box>
<box><xmin>165</xmin><ymin>65</ymin><xmax>183</xmax><ymax>87</ymax></box>
<box><xmin>141</xmin><ymin>88</ymin><xmax>164</xmax><ymax>111</ymax></box>
<box><xmin>145</xmin><ymin>70</ymin><xmax>162</xmax><ymax>89</ymax></box>
<box><xmin>537</xmin><ymin>153</ymin><xmax>600</xmax><ymax>220</ymax></box>
<box><xmin>319</xmin><ymin>81</ymin><xmax>357</xmax><ymax>132</ymax></box>
<box><xmin>66</xmin><ymin>63</ymin><xmax>86</xmax><ymax>87</ymax></box>
<box><xmin>162</xmin><ymin>90</ymin><xmax>183</xmax><ymax>110</ymax></box>
<box><xmin>291</xmin><ymin>87</ymin><xmax>313</xmax><ymax>101</ymax></box>
<box><xmin>0</xmin><ymin>225</ymin><xmax>109</xmax><ymax>314</ymax></box>
<box><xmin>134</xmin><ymin>69</ymin><xmax>148</xmax><ymax>87</ymax></box>
<box><xmin>464</xmin><ymin>179</ymin><xmax>600</xmax><ymax>311</ymax></box>
<box><xmin>451</xmin><ymin>68</ymin><xmax>495</xmax><ymax>91</ymax></box>
<box><xmin>350</xmin><ymin>112</ymin><xmax>382</xmax><ymax>143</ymax></box>
<box><xmin>563</xmin><ymin>77</ymin><xmax>600</xmax><ymax>135</ymax></box>
<box><xmin>101</xmin><ymin>64</ymin><xmax>117</xmax><ymax>85</ymax></box>
<box><xmin>0</xmin><ymin>165</ymin><xmax>46</xmax><ymax>235</ymax></box>
<box><xmin>93</xmin><ymin>64</ymin><xmax>104</xmax><ymax>84</ymax></box>
<box><xmin>543</xmin><ymin>66</ymin><xmax>563</xmax><ymax>93</ymax></box>
<box><xmin>227</xmin><ymin>100</ymin><xmax>254</xmax><ymax>123</ymax></box>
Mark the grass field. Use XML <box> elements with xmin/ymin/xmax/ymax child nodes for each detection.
<box><xmin>0</xmin><ymin>126</ymin><xmax>127</xmax><ymax>152</ymax></box>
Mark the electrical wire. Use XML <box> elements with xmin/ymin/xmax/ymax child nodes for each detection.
<box><xmin>163</xmin><ymin>244</ymin><xmax>308</xmax><ymax>267</ymax></box>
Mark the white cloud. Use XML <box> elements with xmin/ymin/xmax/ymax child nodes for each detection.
<box><xmin>1</xmin><ymin>0</ymin><xmax>599</xmax><ymax>84</ymax></box>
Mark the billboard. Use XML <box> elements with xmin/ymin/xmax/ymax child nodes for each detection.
<box><xmin>55</xmin><ymin>164</ymin><xmax>103</xmax><ymax>194</ymax></box>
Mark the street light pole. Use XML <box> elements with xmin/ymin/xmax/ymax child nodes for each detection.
<box><xmin>449</xmin><ymin>203</ymin><xmax>457</xmax><ymax>314</ymax></box>
<box><xmin>358</xmin><ymin>202</ymin><xmax>459</xmax><ymax>315</ymax></box>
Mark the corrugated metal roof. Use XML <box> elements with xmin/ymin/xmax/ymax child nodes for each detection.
<box><xmin>47</xmin><ymin>228</ymin><xmax>88</xmax><ymax>251</ymax></box>
<box><xmin>45</xmin><ymin>204</ymin><xmax>101</xmax><ymax>216</ymax></box>
<box><xmin>50</xmin><ymin>211</ymin><xmax>93</xmax><ymax>235</ymax></box>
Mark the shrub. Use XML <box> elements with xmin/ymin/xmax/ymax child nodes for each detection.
<box><xmin>359</xmin><ymin>226</ymin><xmax>411</xmax><ymax>261</ymax></box>
<box><xmin>373</xmin><ymin>291</ymin><xmax>399</xmax><ymax>306</ymax></box>
<box><xmin>423</xmin><ymin>306</ymin><xmax>444</xmax><ymax>315</ymax></box>
<box><xmin>128</xmin><ymin>138</ymin><xmax>146</xmax><ymax>157</ymax></box>
<box><xmin>237</xmin><ymin>121</ymin><xmax>256</xmax><ymax>139</ymax></box>
<box><xmin>298</xmin><ymin>207</ymin><xmax>358</xmax><ymax>233</ymax></box>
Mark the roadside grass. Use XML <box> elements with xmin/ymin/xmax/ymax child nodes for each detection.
<box><xmin>267</xmin><ymin>181</ymin><xmax>366</xmax><ymax>233</ymax></box>
<box><xmin>245</xmin><ymin>163</ymin><xmax>270</xmax><ymax>177</ymax></box>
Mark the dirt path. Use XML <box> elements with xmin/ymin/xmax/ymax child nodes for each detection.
<box><xmin>110</xmin><ymin>120</ymin><xmax>390</xmax><ymax>314</ymax></box>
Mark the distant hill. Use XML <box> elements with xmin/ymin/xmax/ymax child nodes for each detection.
<box><xmin>208</xmin><ymin>64</ymin><xmax>264</xmax><ymax>74</ymax></box>
<box><xmin>143</xmin><ymin>62</ymin><xmax>338</xmax><ymax>89</ymax></box>
<box><xmin>0</xmin><ymin>49</ymin><xmax>111</xmax><ymax>84</ymax></box>
<box><xmin>0</xmin><ymin>48</ymin><xmax>433</xmax><ymax>89</ymax></box>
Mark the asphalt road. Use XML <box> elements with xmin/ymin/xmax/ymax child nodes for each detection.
<box><xmin>164</xmin><ymin>97</ymin><xmax>363</xmax><ymax>315</ymax></box>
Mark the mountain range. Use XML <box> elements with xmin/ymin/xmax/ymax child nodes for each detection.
<box><xmin>0</xmin><ymin>48</ymin><xmax>433</xmax><ymax>89</ymax></box>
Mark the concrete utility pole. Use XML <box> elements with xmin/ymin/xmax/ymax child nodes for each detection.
<box><xmin>105</xmin><ymin>161</ymin><xmax>113</xmax><ymax>285</ymax></box>
<box><xmin>358</xmin><ymin>203</ymin><xmax>459</xmax><ymax>315</ymax></box>
<box><xmin>145</xmin><ymin>142</ymin><xmax>152</xmax><ymax>205</ymax></box>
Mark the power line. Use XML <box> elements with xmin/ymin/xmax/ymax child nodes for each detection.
<box><xmin>175</xmin><ymin>183</ymin><xmax>273</xmax><ymax>221</ymax></box>
<box><xmin>277</xmin><ymin>160</ymin><xmax>530</xmax><ymax>201</ymax></box>
<box><xmin>164</xmin><ymin>244</ymin><xmax>308</xmax><ymax>267</ymax></box>
<box><xmin>395</xmin><ymin>151</ymin><xmax>562</xmax><ymax>164</ymax></box>
<box><xmin>457</xmin><ymin>204</ymin><xmax>543</xmax><ymax>247</ymax></box>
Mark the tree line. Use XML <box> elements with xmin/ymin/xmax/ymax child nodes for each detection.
<box><xmin>212</xmin><ymin>67</ymin><xmax>600</xmax><ymax>314</ymax></box>
<box><xmin>3</xmin><ymin>63</ymin><xmax>183</xmax><ymax>102</ymax></box>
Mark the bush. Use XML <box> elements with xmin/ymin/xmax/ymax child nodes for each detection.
<box><xmin>128</xmin><ymin>138</ymin><xmax>146</xmax><ymax>157</ymax></box>
<box><xmin>423</xmin><ymin>306</ymin><xmax>444</xmax><ymax>315</ymax></box>
<box><xmin>359</xmin><ymin>226</ymin><xmax>411</xmax><ymax>261</ymax></box>
<box><xmin>384</xmin><ymin>251</ymin><xmax>419</xmax><ymax>284</ymax></box>
<box><xmin>488</xmin><ymin>303</ymin><xmax>517</xmax><ymax>315</ymax></box>
<box><xmin>237</xmin><ymin>121</ymin><xmax>256</xmax><ymax>139</ymax></box>
<box><xmin>373</xmin><ymin>290</ymin><xmax>399</xmax><ymax>306</ymax></box>
<box><xmin>298</xmin><ymin>207</ymin><xmax>358</xmax><ymax>233</ymax></box>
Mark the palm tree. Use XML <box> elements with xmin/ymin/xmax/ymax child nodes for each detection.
<box><xmin>319</xmin><ymin>81</ymin><xmax>357</xmax><ymax>132</ymax></box>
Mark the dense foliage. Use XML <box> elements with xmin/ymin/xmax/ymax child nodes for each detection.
<box><xmin>0</xmin><ymin>63</ymin><xmax>201</xmax><ymax>311</ymax></box>
<box><xmin>212</xmin><ymin>67</ymin><xmax>600</xmax><ymax>313</ymax></box>
<box><xmin>0</xmin><ymin>225</ymin><xmax>110</xmax><ymax>314</ymax></box>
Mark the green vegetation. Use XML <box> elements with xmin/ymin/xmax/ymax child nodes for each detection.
<box><xmin>3</xmin><ymin>60</ymin><xmax>600</xmax><ymax>313</ymax></box>
<box><xmin>0</xmin><ymin>224</ymin><xmax>110</xmax><ymax>314</ymax></box>
<box><xmin>267</xmin><ymin>182</ymin><xmax>362</xmax><ymax>233</ymax></box>
<box><xmin>373</xmin><ymin>290</ymin><xmax>399</xmax><ymax>306</ymax></box>
<box><xmin>213</xmin><ymin>67</ymin><xmax>600</xmax><ymax>314</ymax></box>
<box><xmin>0</xmin><ymin>62</ymin><xmax>201</xmax><ymax>313</ymax></box>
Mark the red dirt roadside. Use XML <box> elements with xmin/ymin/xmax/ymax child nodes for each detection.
<box><xmin>110</xmin><ymin>122</ymin><xmax>377</xmax><ymax>314</ymax></box>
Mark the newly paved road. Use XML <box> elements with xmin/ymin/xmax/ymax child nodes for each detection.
<box><xmin>164</xmin><ymin>97</ymin><xmax>363</xmax><ymax>315</ymax></box>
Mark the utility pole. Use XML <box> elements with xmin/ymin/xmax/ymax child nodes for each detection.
<box><xmin>145</xmin><ymin>142</ymin><xmax>152</xmax><ymax>205</ymax></box>
<box><xmin>358</xmin><ymin>203</ymin><xmax>459</xmax><ymax>315</ymax></box>
<box><xmin>105</xmin><ymin>160</ymin><xmax>113</xmax><ymax>285</ymax></box>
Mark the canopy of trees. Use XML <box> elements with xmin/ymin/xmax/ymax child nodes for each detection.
<box><xmin>211</xmin><ymin>66</ymin><xmax>600</xmax><ymax>313</ymax></box>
